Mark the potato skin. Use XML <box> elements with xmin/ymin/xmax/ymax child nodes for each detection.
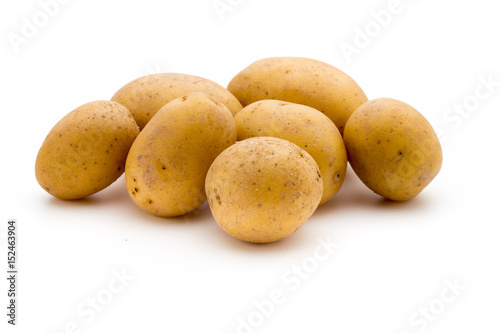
<box><xmin>35</xmin><ymin>100</ymin><xmax>140</xmax><ymax>200</ymax></box>
<box><xmin>125</xmin><ymin>92</ymin><xmax>236</xmax><ymax>217</ymax></box>
<box><xmin>235</xmin><ymin>100</ymin><xmax>347</xmax><ymax>205</ymax></box>
<box><xmin>205</xmin><ymin>137</ymin><xmax>323</xmax><ymax>244</ymax></box>
<box><xmin>343</xmin><ymin>98</ymin><xmax>443</xmax><ymax>201</ymax></box>
<box><xmin>111</xmin><ymin>73</ymin><xmax>243</xmax><ymax>129</ymax></box>
<box><xmin>227</xmin><ymin>57</ymin><xmax>367</xmax><ymax>134</ymax></box>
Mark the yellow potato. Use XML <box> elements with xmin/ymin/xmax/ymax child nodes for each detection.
<box><xmin>205</xmin><ymin>137</ymin><xmax>323</xmax><ymax>244</ymax></box>
<box><xmin>111</xmin><ymin>73</ymin><xmax>243</xmax><ymax>129</ymax></box>
<box><xmin>35</xmin><ymin>100</ymin><xmax>140</xmax><ymax>200</ymax></box>
<box><xmin>343</xmin><ymin>98</ymin><xmax>443</xmax><ymax>201</ymax></box>
<box><xmin>227</xmin><ymin>57</ymin><xmax>367</xmax><ymax>134</ymax></box>
<box><xmin>125</xmin><ymin>92</ymin><xmax>236</xmax><ymax>217</ymax></box>
<box><xmin>235</xmin><ymin>100</ymin><xmax>347</xmax><ymax>205</ymax></box>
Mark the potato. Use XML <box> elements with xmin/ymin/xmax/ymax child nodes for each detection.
<box><xmin>35</xmin><ymin>101</ymin><xmax>140</xmax><ymax>200</ymax></box>
<box><xmin>343</xmin><ymin>98</ymin><xmax>443</xmax><ymax>201</ymax></box>
<box><xmin>205</xmin><ymin>137</ymin><xmax>323</xmax><ymax>243</ymax></box>
<box><xmin>111</xmin><ymin>73</ymin><xmax>243</xmax><ymax>129</ymax></box>
<box><xmin>125</xmin><ymin>92</ymin><xmax>236</xmax><ymax>217</ymax></box>
<box><xmin>227</xmin><ymin>57</ymin><xmax>368</xmax><ymax>134</ymax></box>
<box><xmin>235</xmin><ymin>100</ymin><xmax>347</xmax><ymax>205</ymax></box>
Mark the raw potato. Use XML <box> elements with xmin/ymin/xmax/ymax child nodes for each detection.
<box><xmin>125</xmin><ymin>92</ymin><xmax>237</xmax><ymax>217</ymax></box>
<box><xmin>35</xmin><ymin>100</ymin><xmax>140</xmax><ymax>200</ymax></box>
<box><xmin>205</xmin><ymin>137</ymin><xmax>323</xmax><ymax>244</ymax></box>
<box><xmin>235</xmin><ymin>100</ymin><xmax>347</xmax><ymax>205</ymax></box>
<box><xmin>111</xmin><ymin>73</ymin><xmax>243</xmax><ymax>129</ymax></box>
<box><xmin>227</xmin><ymin>57</ymin><xmax>368</xmax><ymax>134</ymax></box>
<box><xmin>343</xmin><ymin>98</ymin><xmax>443</xmax><ymax>201</ymax></box>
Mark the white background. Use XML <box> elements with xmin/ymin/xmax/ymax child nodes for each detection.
<box><xmin>1</xmin><ymin>0</ymin><xmax>499</xmax><ymax>332</ymax></box>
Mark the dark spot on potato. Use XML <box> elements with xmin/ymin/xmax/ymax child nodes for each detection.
<box><xmin>147</xmin><ymin>199</ymin><xmax>153</xmax><ymax>205</ymax></box>
<box><xmin>134</xmin><ymin>187</ymin><xmax>139</xmax><ymax>193</ymax></box>
<box><xmin>377</xmin><ymin>140</ymin><xmax>381</xmax><ymax>144</ymax></box>
<box><xmin>258</xmin><ymin>204</ymin><xmax>262</xmax><ymax>207</ymax></box>
<box><xmin>335</xmin><ymin>173</ymin><xmax>340</xmax><ymax>182</ymax></box>
<box><xmin>138</xmin><ymin>155</ymin><xmax>143</xmax><ymax>160</ymax></box>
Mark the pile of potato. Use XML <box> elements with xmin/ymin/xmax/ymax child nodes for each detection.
<box><xmin>35</xmin><ymin>57</ymin><xmax>443</xmax><ymax>243</ymax></box>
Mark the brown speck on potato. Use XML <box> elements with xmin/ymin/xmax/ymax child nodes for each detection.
<box><xmin>215</xmin><ymin>194</ymin><xmax>222</xmax><ymax>205</ymax></box>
